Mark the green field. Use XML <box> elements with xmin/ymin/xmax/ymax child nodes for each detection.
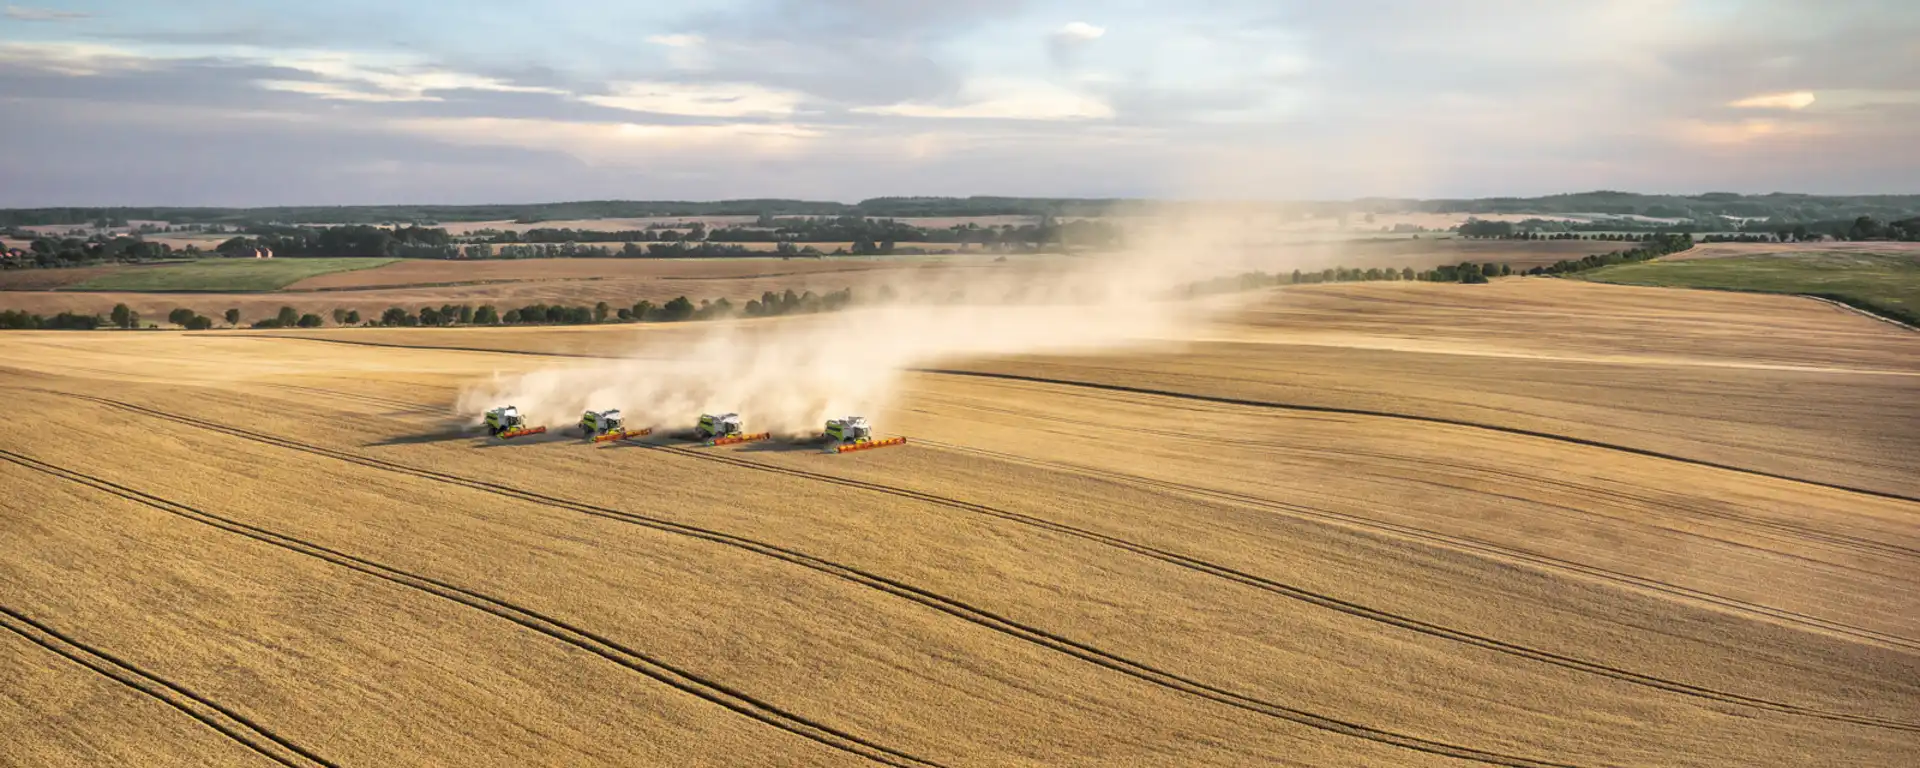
<box><xmin>70</xmin><ymin>258</ymin><xmax>401</xmax><ymax>292</ymax></box>
<box><xmin>1579</xmin><ymin>251</ymin><xmax>1920</xmax><ymax>326</ymax></box>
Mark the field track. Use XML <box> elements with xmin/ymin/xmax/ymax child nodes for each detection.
<box><xmin>0</xmin><ymin>603</ymin><xmax>338</xmax><ymax>768</ymax></box>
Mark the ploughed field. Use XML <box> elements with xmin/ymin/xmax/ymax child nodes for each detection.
<box><xmin>2</xmin><ymin>279</ymin><xmax>1916</xmax><ymax>767</ymax></box>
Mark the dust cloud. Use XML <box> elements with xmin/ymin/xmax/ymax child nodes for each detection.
<box><xmin>454</xmin><ymin>212</ymin><xmax>1284</xmax><ymax>437</ymax></box>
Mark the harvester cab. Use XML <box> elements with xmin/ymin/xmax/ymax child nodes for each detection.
<box><xmin>580</xmin><ymin>408</ymin><xmax>651</xmax><ymax>442</ymax></box>
<box><xmin>696</xmin><ymin>412</ymin><xmax>770</xmax><ymax>446</ymax></box>
<box><xmin>824</xmin><ymin>416</ymin><xmax>906</xmax><ymax>453</ymax></box>
<box><xmin>580</xmin><ymin>409</ymin><xmax>624</xmax><ymax>435</ymax></box>
<box><xmin>485</xmin><ymin>405</ymin><xmax>547</xmax><ymax>438</ymax></box>
<box><xmin>825</xmin><ymin>416</ymin><xmax>873</xmax><ymax>443</ymax></box>
<box><xmin>696</xmin><ymin>412</ymin><xmax>744</xmax><ymax>439</ymax></box>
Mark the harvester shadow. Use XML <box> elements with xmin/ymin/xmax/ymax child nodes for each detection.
<box><xmin>735</xmin><ymin>439</ymin><xmax>833</xmax><ymax>454</ymax></box>
<box><xmin>363</xmin><ymin>424</ymin><xmax>487</xmax><ymax>447</ymax></box>
<box><xmin>471</xmin><ymin>431</ymin><xmax>576</xmax><ymax>448</ymax></box>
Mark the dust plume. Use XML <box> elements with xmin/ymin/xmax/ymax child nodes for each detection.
<box><xmin>454</xmin><ymin>211</ymin><xmax>1284</xmax><ymax>436</ymax></box>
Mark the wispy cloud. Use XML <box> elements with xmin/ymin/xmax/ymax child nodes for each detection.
<box><xmin>579</xmin><ymin>81</ymin><xmax>802</xmax><ymax>118</ymax></box>
<box><xmin>856</xmin><ymin>79</ymin><xmax>1113</xmax><ymax>121</ymax></box>
<box><xmin>4</xmin><ymin>5</ymin><xmax>90</xmax><ymax>22</ymax></box>
<box><xmin>1729</xmin><ymin>91</ymin><xmax>1817</xmax><ymax>110</ymax></box>
<box><xmin>645</xmin><ymin>34</ymin><xmax>704</xmax><ymax>48</ymax></box>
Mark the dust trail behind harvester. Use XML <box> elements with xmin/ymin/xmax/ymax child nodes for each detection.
<box><xmin>454</xmin><ymin>212</ymin><xmax>1286</xmax><ymax>436</ymax></box>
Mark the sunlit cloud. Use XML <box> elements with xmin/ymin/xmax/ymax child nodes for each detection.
<box><xmin>1672</xmin><ymin>117</ymin><xmax>1830</xmax><ymax>146</ymax></box>
<box><xmin>579</xmin><ymin>81</ymin><xmax>802</xmax><ymax>117</ymax></box>
<box><xmin>0</xmin><ymin>41</ymin><xmax>154</xmax><ymax>75</ymax></box>
<box><xmin>856</xmin><ymin>79</ymin><xmax>1113</xmax><ymax>121</ymax></box>
<box><xmin>4</xmin><ymin>5</ymin><xmax>90</xmax><ymax>22</ymax></box>
<box><xmin>389</xmin><ymin>117</ymin><xmax>820</xmax><ymax>163</ymax></box>
<box><xmin>1728</xmin><ymin>91</ymin><xmax>1816</xmax><ymax>110</ymax></box>
<box><xmin>1054</xmin><ymin>22</ymin><xmax>1105</xmax><ymax>42</ymax></box>
<box><xmin>645</xmin><ymin>34</ymin><xmax>705</xmax><ymax>48</ymax></box>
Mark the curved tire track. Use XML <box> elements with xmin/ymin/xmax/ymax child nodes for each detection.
<box><xmin>914</xmin><ymin>438</ymin><xmax>1920</xmax><ymax>653</ymax></box>
<box><xmin>0</xmin><ymin>449</ymin><xmax>941</xmax><ymax>768</ymax></box>
<box><xmin>912</xmin><ymin>368</ymin><xmax>1920</xmax><ymax>506</ymax></box>
<box><xmin>655</xmin><ymin>442</ymin><xmax>1920</xmax><ymax>733</ymax></box>
<box><xmin>46</xmin><ymin>391</ymin><xmax>1599</xmax><ymax>768</ymax></box>
<box><xmin>927</xmin><ymin>396</ymin><xmax>1920</xmax><ymax>563</ymax></box>
<box><xmin>0</xmin><ymin>603</ymin><xmax>338</xmax><ymax>768</ymax></box>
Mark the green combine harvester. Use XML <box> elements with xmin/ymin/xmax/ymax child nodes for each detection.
<box><xmin>579</xmin><ymin>409</ymin><xmax>650</xmax><ymax>442</ymax></box>
<box><xmin>484</xmin><ymin>405</ymin><xmax>547</xmax><ymax>439</ymax></box>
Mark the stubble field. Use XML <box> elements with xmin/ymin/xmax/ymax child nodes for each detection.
<box><xmin>2</xmin><ymin>278</ymin><xmax>1916</xmax><ymax>767</ymax></box>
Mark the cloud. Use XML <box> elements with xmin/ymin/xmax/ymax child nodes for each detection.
<box><xmin>389</xmin><ymin>117</ymin><xmax>820</xmax><ymax>164</ymax></box>
<box><xmin>578</xmin><ymin>81</ymin><xmax>803</xmax><ymax>118</ymax></box>
<box><xmin>1047</xmin><ymin>21</ymin><xmax>1105</xmax><ymax>66</ymax></box>
<box><xmin>4</xmin><ymin>5</ymin><xmax>89</xmax><ymax>22</ymax></box>
<box><xmin>1728</xmin><ymin>91</ymin><xmax>1817</xmax><ymax>110</ymax></box>
<box><xmin>646</xmin><ymin>34</ymin><xmax>704</xmax><ymax>48</ymax></box>
<box><xmin>855</xmin><ymin>79</ymin><xmax>1112</xmax><ymax>121</ymax></box>
<box><xmin>0</xmin><ymin>42</ymin><xmax>154</xmax><ymax>76</ymax></box>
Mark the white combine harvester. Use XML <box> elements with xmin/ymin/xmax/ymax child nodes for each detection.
<box><xmin>484</xmin><ymin>405</ymin><xmax>546</xmax><ymax>439</ymax></box>
<box><xmin>824</xmin><ymin>416</ymin><xmax>906</xmax><ymax>453</ymax></box>
<box><xmin>578</xmin><ymin>409</ymin><xmax>650</xmax><ymax>442</ymax></box>
<box><xmin>695</xmin><ymin>412</ymin><xmax>770</xmax><ymax>446</ymax></box>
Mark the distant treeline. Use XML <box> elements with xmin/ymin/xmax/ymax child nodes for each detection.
<box><xmin>0</xmin><ymin>286</ymin><xmax>866</xmax><ymax>331</ymax></box>
<box><xmin>1185</xmin><ymin>234</ymin><xmax>1696</xmax><ymax>296</ymax></box>
<box><xmin>7</xmin><ymin>192</ymin><xmax>1917</xmax><ymax>227</ymax></box>
<box><xmin>1462</xmin><ymin>215</ymin><xmax>1920</xmax><ymax>239</ymax></box>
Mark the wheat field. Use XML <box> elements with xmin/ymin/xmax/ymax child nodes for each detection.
<box><xmin>2</xmin><ymin>279</ymin><xmax>1915</xmax><ymax>767</ymax></box>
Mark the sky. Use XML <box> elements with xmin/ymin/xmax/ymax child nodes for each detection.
<box><xmin>1</xmin><ymin>0</ymin><xmax>1916</xmax><ymax>206</ymax></box>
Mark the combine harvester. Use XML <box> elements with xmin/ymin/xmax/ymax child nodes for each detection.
<box><xmin>484</xmin><ymin>405</ymin><xmax>547</xmax><ymax>439</ymax></box>
<box><xmin>823</xmin><ymin>416</ymin><xmax>907</xmax><ymax>454</ymax></box>
<box><xmin>578</xmin><ymin>409</ymin><xmax>651</xmax><ymax>443</ymax></box>
<box><xmin>696</xmin><ymin>412</ymin><xmax>771</xmax><ymax>446</ymax></box>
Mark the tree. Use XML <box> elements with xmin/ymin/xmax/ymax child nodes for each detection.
<box><xmin>168</xmin><ymin>308</ymin><xmax>196</xmax><ymax>327</ymax></box>
<box><xmin>110</xmin><ymin>303</ymin><xmax>136</xmax><ymax>329</ymax></box>
<box><xmin>332</xmin><ymin>308</ymin><xmax>348</xmax><ymax>325</ymax></box>
<box><xmin>1401</xmin><ymin>267</ymin><xmax>1416</xmax><ymax>281</ymax></box>
<box><xmin>616</xmin><ymin>308</ymin><xmax>633</xmax><ymax>320</ymax></box>
<box><xmin>380</xmin><ymin>307</ymin><xmax>410</xmax><ymax>326</ymax></box>
<box><xmin>457</xmin><ymin>304</ymin><xmax>474</xmax><ymax>325</ymax></box>
<box><xmin>275</xmin><ymin>306</ymin><xmax>299</xmax><ymax>328</ymax></box>
<box><xmin>419</xmin><ymin>306</ymin><xmax>441</xmax><ymax>326</ymax></box>
<box><xmin>183</xmin><ymin>315</ymin><xmax>214</xmax><ymax>331</ymax></box>
<box><xmin>631</xmin><ymin>300</ymin><xmax>654</xmax><ymax>321</ymax></box>
<box><xmin>502</xmin><ymin>309</ymin><xmax>522</xmax><ymax>324</ymax></box>
<box><xmin>224</xmin><ymin>308</ymin><xmax>240</xmax><ymax>327</ymax></box>
<box><xmin>296</xmin><ymin>313</ymin><xmax>324</xmax><ymax>328</ymax></box>
<box><xmin>344</xmin><ymin>309</ymin><xmax>361</xmax><ymax>325</ymax></box>
<box><xmin>660</xmin><ymin>296</ymin><xmax>695</xmax><ymax>321</ymax></box>
<box><xmin>594</xmin><ymin>301</ymin><xmax>610</xmax><ymax>322</ymax></box>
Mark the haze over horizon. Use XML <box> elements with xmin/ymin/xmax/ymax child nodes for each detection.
<box><xmin>3</xmin><ymin>0</ymin><xmax>1917</xmax><ymax>207</ymax></box>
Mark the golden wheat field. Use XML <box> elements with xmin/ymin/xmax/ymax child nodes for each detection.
<box><xmin>2</xmin><ymin>279</ymin><xmax>1917</xmax><ymax>767</ymax></box>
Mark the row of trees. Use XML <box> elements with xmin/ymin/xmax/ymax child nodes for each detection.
<box><xmin>0</xmin><ymin>309</ymin><xmax>104</xmax><ymax>329</ymax></box>
<box><xmin>1523</xmin><ymin>233</ymin><xmax>1694</xmax><ymax>276</ymax></box>
<box><xmin>1184</xmin><ymin>261</ymin><xmax>1517</xmax><ymax>295</ymax></box>
<box><xmin>7</xmin><ymin>236</ymin><xmax>177</xmax><ymax>268</ymax></box>
<box><xmin>2</xmin><ymin>284</ymin><xmax>873</xmax><ymax>332</ymax></box>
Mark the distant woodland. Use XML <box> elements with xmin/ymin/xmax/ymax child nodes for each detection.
<box><xmin>4</xmin><ymin>191</ymin><xmax>1918</xmax><ymax>227</ymax></box>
